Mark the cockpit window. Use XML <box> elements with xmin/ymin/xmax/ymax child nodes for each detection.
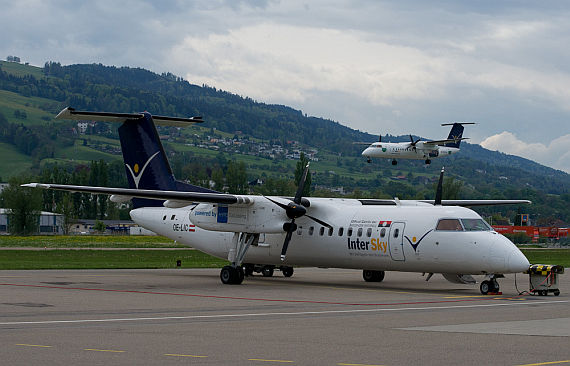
<box><xmin>436</xmin><ymin>219</ymin><xmax>463</xmax><ymax>231</ymax></box>
<box><xmin>461</xmin><ymin>219</ymin><xmax>491</xmax><ymax>231</ymax></box>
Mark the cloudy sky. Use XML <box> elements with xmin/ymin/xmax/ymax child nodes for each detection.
<box><xmin>1</xmin><ymin>0</ymin><xmax>569</xmax><ymax>172</ymax></box>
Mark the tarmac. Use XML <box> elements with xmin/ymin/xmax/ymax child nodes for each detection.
<box><xmin>0</xmin><ymin>268</ymin><xmax>568</xmax><ymax>366</ymax></box>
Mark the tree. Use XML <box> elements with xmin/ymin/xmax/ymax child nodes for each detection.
<box><xmin>1</xmin><ymin>175</ymin><xmax>42</xmax><ymax>235</ymax></box>
<box><xmin>294</xmin><ymin>152</ymin><xmax>311</xmax><ymax>197</ymax></box>
<box><xmin>94</xmin><ymin>220</ymin><xmax>107</xmax><ymax>233</ymax></box>
<box><xmin>226</xmin><ymin>161</ymin><xmax>247</xmax><ymax>194</ymax></box>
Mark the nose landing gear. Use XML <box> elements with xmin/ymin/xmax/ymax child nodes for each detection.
<box><xmin>480</xmin><ymin>274</ymin><xmax>503</xmax><ymax>295</ymax></box>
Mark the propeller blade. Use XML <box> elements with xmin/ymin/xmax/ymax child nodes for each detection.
<box><xmin>434</xmin><ymin>167</ymin><xmax>445</xmax><ymax>205</ymax></box>
<box><xmin>294</xmin><ymin>162</ymin><xmax>310</xmax><ymax>204</ymax></box>
<box><xmin>306</xmin><ymin>214</ymin><xmax>332</xmax><ymax>229</ymax></box>
<box><xmin>281</xmin><ymin>220</ymin><xmax>296</xmax><ymax>261</ymax></box>
<box><xmin>264</xmin><ymin>196</ymin><xmax>290</xmax><ymax>211</ymax></box>
<box><xmin>409</xmin><ymin>134</ymin><xmax>414</xmax><ymax>144</ymax></box>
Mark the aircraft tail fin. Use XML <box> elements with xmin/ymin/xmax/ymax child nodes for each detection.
<box><xmin>56</xmin><ymin>107</ymin><xmax>217</xmax><ymax>209</ymax></box>
<box><xmin>117</xmin><ymin>112</ymin><xmax>218</xmax><ymax>208</ymax></box>
<box><xmin>441</xmin><ymin>122</ymin><xmax>474</xmax><ymax>148</ymax></box>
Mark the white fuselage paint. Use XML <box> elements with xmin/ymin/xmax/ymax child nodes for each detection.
<box><xmin>130</xmin><ymin>198</ymin><xmax>529</xmax><ymax>275</ymax></box>
<box><xmin>361</xmin><ymin>142</ymin><xmax>459</xmax><ymax>160</ymax></box>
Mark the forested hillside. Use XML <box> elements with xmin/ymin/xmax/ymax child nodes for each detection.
<box><xmin>0</xmin><ymin>60</ymin><xmax>568</xmax><ymax>224</ymax></box>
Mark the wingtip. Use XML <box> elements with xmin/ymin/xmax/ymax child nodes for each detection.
<box><xmin>21</xmin><ymin>183</ymin><xmax>49</xmax><ymax>189</ymax></box>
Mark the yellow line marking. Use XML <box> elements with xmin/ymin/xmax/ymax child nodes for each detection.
<box><xmin>15</xmin><ymin>344</ymin><xmax>52</xmax><ymax>348</ymax></box>
<box><xmin>516</xmin><ymin>361</ymin><xmax>570</xmax><ymax>366</ymax></box>
<box><xmin>444</xmin><ymin>295</ymin><xmax>491</xmax><ymax>298</ymax></box>
<box><xmin>83</xmin><ymin>348</ymin><xmax>125</xmax><ymax>353</ymax></box>
<box><xmin>164</xmin><ymin>354</ymin><xmax>207</xmax><ymax>358</ymax></box>
<box><xmin>338</xmin><ymin>363</ymin><xmax>385</xmax><ymax>366</ymax></box>
<box><xmin>248</xmin><ymin>358</ymin><xmax>294</xmax><ymax>363</ymax></box>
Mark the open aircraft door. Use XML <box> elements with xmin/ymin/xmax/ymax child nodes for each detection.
<box><xmin>389</xmin><ymin>222</ymin><xmax>405</xmax><ymax>261</ymax></box>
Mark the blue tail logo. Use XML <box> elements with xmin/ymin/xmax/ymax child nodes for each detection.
<box><xmin>125</xmin><ymin>151</ymin><xmax>160</xmax><ymax>189</ymax></box>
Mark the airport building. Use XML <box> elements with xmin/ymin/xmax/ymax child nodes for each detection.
<box><xmin>0</xmin><ymin>209</ymin><xmax>64</xmax><ymax>234</ymax></box>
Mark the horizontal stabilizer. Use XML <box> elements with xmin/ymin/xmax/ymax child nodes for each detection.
<box><xmin>55</xmin><ymin>107</ymin><xmax>204</xmax><ymax>127</ymax></box>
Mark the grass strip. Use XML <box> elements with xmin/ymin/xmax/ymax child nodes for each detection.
<box><xmin>0</xmin><ymin>235</ymin><xmax>185</xmax><ymax>248</ymax></box>
<box><xmin>521</xmin><ymin>249</ymin><xmax>570</xmax><ymax>268</ymax></box>
<box><xmin>0</xmin><ymin>250</ymin><xmax>228</xmax><ymax>270</ymax></box>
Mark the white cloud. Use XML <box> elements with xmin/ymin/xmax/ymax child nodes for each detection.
<box><xmin>480</xmin><ymin>132</ymin><xmax>570</xmax><ymax>173</ymax></box>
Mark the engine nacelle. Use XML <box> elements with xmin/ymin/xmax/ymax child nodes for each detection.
<box><xmin>190</xmin><ymin>202</ymin><xmax>287</xmax><ymax>233</ymax></box>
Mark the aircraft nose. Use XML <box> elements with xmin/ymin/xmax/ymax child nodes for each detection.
<box><xmin>361</xmin><ymin>148</ymin><xmax>370</xmax><ymax>156</ymax></box>
<box><xmin>508</xmin><ymin>249</ymin><xmax>530</xmax><ymax>272</ymax></box>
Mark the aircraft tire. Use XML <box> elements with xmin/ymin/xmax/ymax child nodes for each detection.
<box><xmin>425</xmin><ymin>159</ymin><xmax>431</xmax><ymax>164</ymax></box>
<box><xmin>235</xmin><ymin>266</ymin><xmax>245</xmax><ymax>284</ymax></box>
<box><xmin>281</xmin><ymin>266</ymin><xmax>294</xmax><ymax>277</ymax></box>
<box><xmin>363</xmin><ymin>270</ymin><xmax>385</xmax><ymax>282</ymax></box>
<box><xmin>220</xmin><ymin>266</ymin><xmax>234</xmax><ymax>284</ymax></box>
<box><xmin>480</xmin><ymin>280</ymin><xmax>490</xmax><ymax>295</ymax></box>
<box><xmin>261</xmin><ymin>266</ymin><xmax>274</xmax><ymax>277</ymax></box>
<box><xmin>391</xmin><ymin>160</ymin><xmax>397</xmax><ymax>166</ymax></box>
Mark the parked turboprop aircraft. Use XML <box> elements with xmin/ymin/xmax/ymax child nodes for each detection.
<box><xmin>24</xmin><ymin>109</ymin><xmax>530</xmax><ymax>294</ymax></box>
<box><xmin>361</xmin><ymin>122</ymin><xmax>474</xmax><ymax>165</ymax></box>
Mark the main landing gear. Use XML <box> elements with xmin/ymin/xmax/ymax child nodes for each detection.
<box><xmin>391</xmin><ymin>159</ymin><xmax>397</xmax><ymax>165</ymax></box>
<box><xmin>479</xmin><ymin>274</ymin><xmax>503</xmax><ymax>295</ymax></box>
<box><xmin>363</xmin><ymin>270</ymin><xmax>385</xmax><ymax>282</ymax></box>
<box><xmin>425</xmin><ymin>159</ymin><xmax>431</xmax><ymax>164</ymax></box>
<box><xmin>220</xmin><ymin>232</ymin><xmax>258</xmax><ymax>285</ymax></box>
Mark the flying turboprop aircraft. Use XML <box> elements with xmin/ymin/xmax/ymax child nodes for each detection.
<box><xmin>361</xmin><ymin>122</ymin><xmax>474</xmax><ymax>165</ymax></box>
<box><xmin>24</xmin><ymin>108</ymin><xmax>530</xmax><ymax>294</ymax></box>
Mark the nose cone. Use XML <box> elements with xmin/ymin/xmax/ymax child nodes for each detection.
<box><xmin>508</xmin><ymin>249</ymin><xmax>530</xmax><ymax>272</ymax></box>
<box><xmin>362</xmin><ymin>147</ymin><xmax>371</xmax><ymax>157</ymax></box>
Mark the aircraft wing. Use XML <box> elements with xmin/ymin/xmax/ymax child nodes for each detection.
<box><xmin>55</xmin><ymin>107</ymin><xmax>204</xmax><ymax>127</ymax></box>
<box><xmin>22</xmin><ymin>183</ymin><xmax>247</xmax><ymax>205</ymax></box>
<box><xmin>421</xmin><ymin>137</ymin><xmax>469</xmax><ymax>146</ymax></box>
<box><xmin>418</xmin><ymin>199</ymin><xmax>531</xmax><ymax>206</ymax></box>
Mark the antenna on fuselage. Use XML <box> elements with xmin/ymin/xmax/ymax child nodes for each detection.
<box><xmin>434</xmin><ymin>167</ymin><xmax>444</xmax><ymax>205</ymax></box>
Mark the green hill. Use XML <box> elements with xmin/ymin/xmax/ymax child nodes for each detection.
<box><xmin>0</xmin><ymin>60</ymin><xmax>568</xmax><ymax>224</ymax></box>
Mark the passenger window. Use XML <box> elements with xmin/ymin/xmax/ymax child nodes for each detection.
<box><xmin>319</xmin><ymin>227</ymin><xmax>324</xmax><ymax>236</ymax></box>
<box><xmin>380</xmin><ymin>228</ymin><xmax>386</xmax><ymax>237</ymax></box>
<box><xmin>297</xmin><ymin>226</ymin><xmax>303</xmax><ymax>235</ymax></box>
<box><xmin>338</xmin><ymin>227</ymin><xmax>344</xmax><ymax>236</ymax></box>
<box><xmin>393</xmin><ymin>228</ymin><xmax>399</xmax><ymax>238</ymax></box>
<box><xmin>328</xmin><ymin>227</ymin><xmax>333</xmax><ymax>236</ymax></box>
<box><xmin>436</xmin><ymin>219</ymin><xmax>463</xmax><ymax>231</ymax></box>
<box><xmin>347</xmin><ymin>227</ymin><xmax>353</xmax><ymax>236</ymax></box>
<box><xmin>171</xmin><ymin>215</ymin><xmax>176</xmax><ymax>220</ymax></box>
<box><xmin>366</xmin><ymin>228</ymin><xmax>372</xmax><ymax>237</ymax></box>
<box><xmin>357</xmin><ymin>228</ymin><xmax>363</xmax><ymax>237</ymax></box>
<box><xmin>309</xmin><ymin>226</ymin><xmax>314</xmax><ymax>235</ymax></box>
<box><xmin>163</xmin><ymin>215</ymin><xmax>166</xmax><ymax>220</ymax></box>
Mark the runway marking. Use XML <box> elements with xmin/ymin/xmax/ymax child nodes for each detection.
<box><xmin>444</xmin><ymin>295</ymin><xmax>490</xmax><ymax>298</ymax></box>
<box><xmin>516</xmin><ymin>361</ymin><xmax>570</xmax><ymax>366</ymax></box>
<box><xmin>249</xmin><ymin>358</ymin><xmax>294</xmax><ymax>363</ymax></box>
<box><xmin>15</xmin><ymin>343</ymin><xmax>52</xmax><ymax>348</ymax></box>
<box><xmin>0</xmin><ymin>282</ymin><xmax>528</xmax><ymax>306</ymax></box>
<box><xmin>0</xmin><ymin>300</ymin><xmax>566</xmax><ymax>326</ymax></box>
<box><xmin>84</xmin><ymin>348</ymin><xmax>125</xmax><ymax>353</ymax></box>
<box><xmin>338</xmin><ymin>363</ymin><xmax>384</xmax><ymax>366</ymax></box>
<box><xmin>164</xmin><ymin>353</ymin><xmax>207</xmax><ymax>358</ymax></box>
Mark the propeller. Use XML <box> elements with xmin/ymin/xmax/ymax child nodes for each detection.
<box><xmin>265</xmin><ymin>163</ymin><xmax>331</xmax><ymax>261</ymax></box>
<box><xmin>409</xmin><ymin>135</ymin><xmax>421</xmax><ymax>149</ymax></box>
<box><xmin>434</xmin><ymin>167</ymin><xmax>445</xmax><ymax>205</ymax></box>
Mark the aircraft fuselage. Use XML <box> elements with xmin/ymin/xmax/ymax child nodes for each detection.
<box><xmin>361</xmin><ymin>142</ymin><xmax>459</xmax><ymax>160</ymax></box>
<box><xmin>130</xmin><ymin>199</ymin><xmax>529</xmax><ymax>275</ymax></box>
